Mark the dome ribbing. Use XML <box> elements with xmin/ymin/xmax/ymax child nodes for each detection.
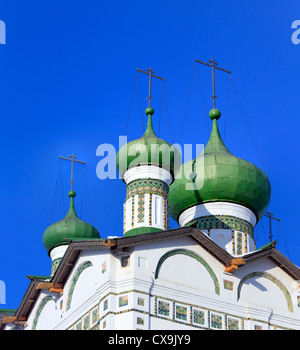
<box><xmin>169</xmin><ymin>109</ymin><xmax>271</xmax><ymax>223</ymax></box>
<box><xmin>42</xmin><ymin>191</ymin><xmax>100</xmax><ymax>254</ymax></box>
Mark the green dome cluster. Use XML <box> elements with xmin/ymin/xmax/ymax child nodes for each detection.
<box><xmin>116</xmin><ymin>108</ymin><xmax>181</xmax><ymax>180</ymax></box>
<box><xmin>169</xmin><ymin>109</ymin><xmax>271</xmax><ymax>222</ymax></box>
<box><xmin>43</xmin><ymin>191</ymin><xmax>100</xmax><ymax>254</ymax></box>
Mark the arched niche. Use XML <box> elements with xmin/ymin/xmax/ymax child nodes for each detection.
<box><xmin>237</xmin><ymin>271</ymin><xmax>294</xmax><ymax>313</ymax></box>
<box><xmin>66</xmin><ymin>261</ymin><xmax>93</xmax><ymax>311</ymax></box>
<box><xmin>154</xmin><ymin>248</ymin><xmax>220</xmax><ymax>295</ymax></box>
<box><xmin>32</xmin><ymin>295</ymin><xmax>55</xmax><ymax>330</ymax></box>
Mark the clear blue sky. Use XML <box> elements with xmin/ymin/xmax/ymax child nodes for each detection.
<box><xmin>0</xmin><ymin>0</ymin><xmax>299</xmax><ymax>309</ymax></box>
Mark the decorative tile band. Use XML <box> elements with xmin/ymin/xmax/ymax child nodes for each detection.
<box><xmin>149</xmin><ymin>194</ymin><xmax>152</xmax><ymax>225</ymax></box>
<box><xmin>195</xmin><ymin>215</ymin><xmax>254</xmax><ymax>238</ymax></box>
<box><xmin>131</xmin><ymin>195</ymin><xmax>135</xmax><ymax>227</ymax></box>
<box><xmin>137</xmin><ymin>194</ymin><xmax>145</xmax><ymax>223</ymax></box>
<box><xmin>237</xmin><ymin>232</ymin><xmax>243</xmax><ymax>255</ymax></box>
<box><xmin>66</xmin><ymin>289</ymin><xmax>293</xmax><ymax>331</ymax></box>
<box><xmin>51</xmin><ymin>258</ymin><xmax>62</xmax><ymax>275</ymax></box>
<box><xmin>126</xmin><ymin>178</ymin><xmax>169</xmax><ymax>201</ymax></box>
<box><xmin>231</xmin><ymin>231</ymin><xmax>235</xmax><ymax>255</ymax></box>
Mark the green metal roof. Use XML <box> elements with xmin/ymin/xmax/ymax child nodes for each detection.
<box><xmin>42</xmin><ymin>191</ymin><xmax>100</xmax><ymax>254</ymax></box>
<box><xmin>0</xmin><ymin>309</ymin><xmax>16</xmax><ymax>316</ymax></box>
<box><xmin>116</xmin><ymin>107</ymin><xmax>181</xmax><ymax>179</ymax></box>
<box><xmin>169</xmin><ymin>108</ymin><xmax>271</xmax><ymax>223</ymax></box>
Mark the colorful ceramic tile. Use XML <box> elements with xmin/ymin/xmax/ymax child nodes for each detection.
<box><xmin>119</xmin><ymin>295</ymin><xmax>128</xmax><ymax>307</ymax></box>
<box><xmin>76</xmin><ymin>320</ymin><xmax>82</xmax><ymax>330</ymax></box>
<box><xmin>224</xmin><ymin>280</ymin><xmax>234</xmax><ymax>291</ymax></box>
<box><xmin>176</xmin><ymin>305</ymin><xmax>187</xmax><ymax>321</ymax></box>
<box><xmin>92</xmin><ymin>307</ymin><xmax>98</xmax><ymax>324</ymax></box>
<box><xmin>83</xmin><ymin>314</ymin><xmax>90</xmax><ymax>330</ymax></box>
<box><xmin>211</xmin><ymin>313</ymin><xmax>223</xmax><ymax>329</ymax></box>
<box><xmin>137</xmin><ymin>297</ymin><xmax>145</xmax><ymax>306</ymax></box>
<box><xmin>193</xmin><ymin>309</ymin><xmax>205</xmax><ymax>325</ymax></box>
<box><xmin>228</xmin><ymin>317</ymin><xmax>239</xmax><ymax>330</ymax></box>
<box><xmin>137</xmin><ymin>317</ymin><xmax>144</xmax><ymax>325</ymax></box>
<box><xmin>158</xmin><ymin>300</ymin><xmax>170</xmax><ymax>317</ymax></box>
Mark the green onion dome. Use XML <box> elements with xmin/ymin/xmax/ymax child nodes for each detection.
<box><xmin>43</xmin><ymin>190</ymin><xmax>100</xmax><ymax>254</ymax></box>
<box><xmin>116</xmin><ymin>107</ymin><xmax>181</xmax><ymax>180</ymax></box>
<box><xmin>169</xmin><ymin>108</ymin><xmax>271</xmax><ymax>223</ymax></box>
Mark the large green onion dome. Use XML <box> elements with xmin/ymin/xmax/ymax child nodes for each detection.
<box><xmin>43</xmin><ymin>190</ymin><xmax>100</xmax><ymax>254</ymax></box>
<box><xmin>169</xmin><ymin>108</ymin><xmax>271</xmax><ymax>223</ymax></box>
<box><xmin>116</xmin><ymin>107</ymin><xmax>181</xmax><ymax>180</ymax></box>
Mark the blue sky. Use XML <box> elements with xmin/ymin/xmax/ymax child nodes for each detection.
<box><xmin>0</xmin><ymin>0</ymin><xmax>299</xmax><ymax>309</ymax></box>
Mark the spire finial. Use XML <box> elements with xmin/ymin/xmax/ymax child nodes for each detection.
<box><xmin>209</xmin><ymin>108</ymin><xmax>221</xmax><ymax>120</ymax></box>
<box><xmin>195</xmin><ymin>58</ymin><xmax>231</xmax><ymax>109</ymax></box>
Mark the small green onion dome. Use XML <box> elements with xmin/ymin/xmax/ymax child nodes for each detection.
<box><xmin>169</xmin><ymin>108</ymin><xmax>271</xmax><ymax>223</ymax></box>
<box><xmin>116</xmin><ymin>108</ymin><xmax>181</xmax><ymax>180</ymax></box>
<box><xmin>42</xmin><ymin>191</ymin><xmax>100</xmax><ymax>254</ymax></box>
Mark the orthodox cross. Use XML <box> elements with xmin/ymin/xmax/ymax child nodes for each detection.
<box><xmin>264</xmin><ymin>211</ymin><xmax>280</xmax><ymax>242</ymax></box>
<box><xmin>136</xmin><ymin>67</ymin><xmax>164</xmax><ymax>108</ymax></box>
<box><xmin>59</xmin><ymin>153</ymin><xmax>86</xmax><ymax>191</ymax></box>
<box><xmin>195</xmin><ymin>58</ymin><xmax>231</xmax><ymax>108</ymax></box>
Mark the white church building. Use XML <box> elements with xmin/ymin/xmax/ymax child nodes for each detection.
<box><xmin>1</xmin><ymin>67</ymin><xmax>300</xmax><ymax>331</ymax></box>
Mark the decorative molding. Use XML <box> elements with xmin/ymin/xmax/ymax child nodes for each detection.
<box><xmin>237</xmin><ymin>271</ymin><xmax>294</xmax><ymax>313</ymax></box>
<box><xmin>32</xmin><ymin>295</ymin><xmax>55</xmax><ymax>330</ymax></box>
<box><xmin>126</xmin><ymin>178</ymin><xmax>169</xmax><ymax>201</ymax></box>
<box><xmin>51</xmin><ymin>258</ymin><xmax>62</xmax><ymax>275</ymax></box>
<box><xmin>154</xmin><ymin>248</ymin><xmax>220</xmax><ymax>295</ymax></box>
<box><xmin>124</xmin><ymin>165</ymin><xmax>172</xmax><ymax>185</ymax></box>
<box><xmin>179</xmin><ymin>202</ymin><xmax>257</xmax><ymax>228</ymax></box>
<box><xmin>137</xmin><ymin>194</ymin><xmax>145</xmax><ymax>223</ymax></box>
<box><xmin>195</xmin><ymin>215</ymin><xmax>254</xmax><ymax>239</ymax></box>
<box><xmin>64</xmin><ymin>288</ymin><xmax>293</xmax><ymax>331</ymax></box>
<box><xmin>66</xmin><ymin>261</ymin><xmax>93</xmax><ymax>311</ymax></box>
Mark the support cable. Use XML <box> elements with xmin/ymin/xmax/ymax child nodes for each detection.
<box><xmin>231</xmin><ymin>76</ymin><xmax>265</xmax><ymax>170</ymax></box>
<box><xmin>137</xmin><ymin>72</ymin><xmax>144</xmax><ymax>132</ymax></box>
<box><xmin>278</xmin><ymin>222</ymin><xmax>291</xmax><ymax>260</ymax></box>
<box><xmin>223</xmin><ymin>75</ymin><xmax>231</xmax><ymax>140</ymax></box>
<box><xmin>195</xmin><ymin>63</ymin><xmax>210</xmax><ymax>132</ymax></box>
<box><xmin>158</xmin><ymin>80</ymin><xmax>164</xmax><ymax>137</ymax></box>
<box><xmin>84</xmin><ymin>166</ymin><xmax>98</xmax><ymax>230</ymax></box>
<box><xmin>49</xmin><ymin>160</ymin><xmax>60</xmax><ymax>225</ymax></box>
<box><xmin>125</xmin><ymin>71</ymin><xmax>138</xmax><ymax>135</ymax></box>
<box><xmin>180</xmin><ymin>63</ymin><xmax>196</xmax><ymax>144</ymax></box>
<box><xmin>162</xmin><ymin>82</ymin><xmax>176</xmax><ymax>143</ymax></box>
<box><xmin>60</xmin><ymin>158</ymin><xmax>65</xmax><ymax>216</ymax></box>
